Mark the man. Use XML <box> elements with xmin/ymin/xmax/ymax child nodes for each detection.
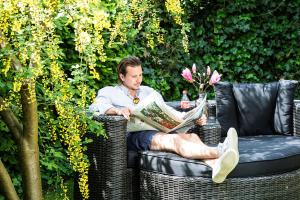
<box><xmin>89</xmin><ymin>56</ymin><xmax>239</xmax><ymax>183</ymax></box>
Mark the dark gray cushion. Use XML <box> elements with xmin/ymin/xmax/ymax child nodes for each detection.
<box><xmin>232</xmin><ymin>82</ymin><xmax>279</xmax><ymax>136</ymax></box>
<box><xmin>139</xmin><ymin>151</ymin><xmax>211</xmax><ymax>177</ymax></box>
<box><xmin>274</xmin><ymin>80</ymin><xmax>298</xmax><ymax>135</ymax></box>
<box><xmin>127</xmin><ymin>150</ymin><xmax>140</xmax><ymax>168</ymax></box>
<box><xmin>215</xmin><ymin>82</ymin><xmax>239</xmax><ymax>137</ymax></box>
<box><xmin>137</xmin><ymin>135</ymin><xmax>300</xmax><ymax>178</ymax></box>
<box><xmin>230</xmin><ymin>135</ymin><xmax>300</xmax><ymax>177</ymax></box>
<box><xmin>215</xmin><ymin>80</ymin><xmax>298</xmax><ymax>136</ymax></box>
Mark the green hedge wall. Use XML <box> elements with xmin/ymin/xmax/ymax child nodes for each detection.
<box><xmin>142</xmin><ymin>0</ymin><xmax>300</xmax><ymax>100</ymax></box>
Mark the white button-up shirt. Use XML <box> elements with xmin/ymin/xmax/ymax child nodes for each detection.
<box><xmin>89</xmin><ymin>84</ymin><xmax>158</xmax><ymax>114</ymax></box>
<box><xmin>89</xmin><ymin>84</ymin><xmax>183</xmax><ymax>132</ymax></box>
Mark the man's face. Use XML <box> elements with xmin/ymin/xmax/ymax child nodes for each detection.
<box><xmin>120</xmin><ymin>65</ymin><xmax>143</xmax><ymax>91</ymax></box>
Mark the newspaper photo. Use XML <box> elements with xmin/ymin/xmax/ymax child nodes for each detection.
<box><xmin>130</xmin><ymin>91</ymin><xmax>207</xmax><ymax>133</ymax></box>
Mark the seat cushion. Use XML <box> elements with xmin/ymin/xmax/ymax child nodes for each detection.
<box><xmin>230</xmin><ymin>135</ymin><xmax>300</xmax><ymax>177</ymax></box>
<box><xmin>137</xmin><ymin>135</ymin><xmax>300</xmax><ymax>178</ymax></box>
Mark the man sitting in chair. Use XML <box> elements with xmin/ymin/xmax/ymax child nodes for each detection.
<box><xmin>89</xmin><ymin>56</ymin><xmax>239</xmax><ymax>183</ymax></box>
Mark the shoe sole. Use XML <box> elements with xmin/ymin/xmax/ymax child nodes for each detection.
<box><xmin>227</xmin><ymin>128</ymin><xmax>238</xmax><ymax>152</ymax></box>
<box><xmin>212</xmin><ymin>128</ymin><xmax>239</xmax><ymax>183</ymax></box>
<box><xmin>212</xmin><ymin>149</ymin><xmax>239</xmax><ymax>183</ymax></box>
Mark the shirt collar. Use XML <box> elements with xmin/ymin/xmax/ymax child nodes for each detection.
<box><xmin>118</xmin><ymin>84</ymin><xmax>140</xmax><ymax>98</ymax></box>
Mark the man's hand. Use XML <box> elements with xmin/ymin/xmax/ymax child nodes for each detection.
<box><xmin>195</xmin><ymin>114</ymin><xmax>207</xmax><ymax>126</ymax></box>
<box><xmin>114</xmin><ymin>107</ymin><xmax>132</xmax><ymax>120</ymax></box>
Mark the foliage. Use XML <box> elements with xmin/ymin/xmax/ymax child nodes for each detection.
<box><xmin>141</xmin><ymin>0</ymin><xmax>300</xmax><ymax>100</ymax></box>
<box><xmin>187</xmin><ymin>0</ymin><xmax>300</xmax><ymax>98</ymax></box>
<box><xmin>43</xmin><ymin>179</ymin><xmax>74</xmax><ymax>200</ymax></box>
<box><xmin>1</xmin><ymin>0</ymin><xmax>300</xmax><ymax>199</ymax></box>
<box><xmin>0</xmin><ymin>0</ymin><xmax>189</xmax><ymax>199</ymax></box>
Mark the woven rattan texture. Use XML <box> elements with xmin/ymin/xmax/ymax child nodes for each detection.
<box><xmin>140</xmin><ymin>168</ymin><xmax>300</xmax><ymax>200</ymax></box>
<box><xmin>170</xmin><ymin>101</ymin><xmax>221</xmax><ymax>145</ymax></box>
<box><xmin>126</xmin><ymin>168</ymin><xmax>140</xmax><ymax>200</ymax></box>
<box><xmin>74</xmin><ymin>100</ymin><xmax>300</xmax><ymax>199</ymax></box>
<box><xmin>74</xmin><ymin>115</ymin><xmax>128</xmax><ymax>200</ymax></box>
<box><xmin>191</xmin><ymin>101</ymin><xmax>221</xmax><ymax>145</ymax></box>
<box><xmin>188</xmin><ymin>123</ymin><xmax>221</xmax><ymax>145</ymax></box>
<box><xmin>294</xmin><ymin>100</ymin><xmax>300</xmax><ymax>135</ymax></box>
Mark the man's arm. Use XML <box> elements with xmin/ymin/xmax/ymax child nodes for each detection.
<box><xmin>89</xmin><ymin>88</ymin><xmax>132</xmax><ymax>120</ymax></box>
<box><xmin>89</xmin><ymin>87</ymin><xmax>114</xmax><ymax>114</ymax></box>
<box><xmin>106</xmin><ymin>107</ymin><xmax>131</xmax><ymax>120</ymax></box>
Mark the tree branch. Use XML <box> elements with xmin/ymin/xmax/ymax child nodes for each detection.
<box><xmin>0</xmin><ymin>159</ymin><xmax>20</xmax><ymax>200</ymax></box>
<box><xmin>0</xmin><ymin>97</ymin><xmax>22</xmax><ymax>142</ymax></box>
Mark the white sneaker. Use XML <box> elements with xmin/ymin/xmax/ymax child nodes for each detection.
<box><xmin>223</xmin><ymin>127</ymin><xmax>239</xmax><ymax>153</ymax></box>
<box><xmin>212</xmin><ymin>128</ymin><xmax>239</xmax><ymax>183</ymax></box>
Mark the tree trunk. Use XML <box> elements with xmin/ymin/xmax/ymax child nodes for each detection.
<box><xmin>0</xmin><ymin>160</ymin><xmax>20</xmax><ymax>200</ymax></box>
<box><xmin>1</xmin><ymin>32</ymin><xmax>42</xmax><ymax>199</ymax></box>
<box><xmin>19</xmin><ymin>80</ymin><xmax>42</xmax><ymax>200</ymax></box>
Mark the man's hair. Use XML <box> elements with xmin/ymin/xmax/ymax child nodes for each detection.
<box><xmin>117</xmin><ymin>56</ymin><xmax>141</xmax><ymax>82</ymax></box>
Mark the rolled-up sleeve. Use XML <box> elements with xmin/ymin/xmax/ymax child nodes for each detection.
<box><xmin>89</xmin><ymin>87</ymin><xmax>114</xmax><ymax>114</ymax></box>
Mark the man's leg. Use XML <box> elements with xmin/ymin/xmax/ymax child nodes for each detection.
<box><xmin>150</xmin><ymin>128</ymin><xmax>239</xmax><ymax>183</ymax></box>
<box><xmin>150</xmin><ymin>132</ymin><xmax>219</xmax><ymax>160</ymax></box>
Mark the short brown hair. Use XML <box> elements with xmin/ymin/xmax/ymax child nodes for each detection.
<box><xmin>117</xmin><ymin>56</ymin><xmax>141</xmax><ymax>82</ymax></box>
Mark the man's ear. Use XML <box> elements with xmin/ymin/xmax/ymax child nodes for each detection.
<box><xmin>119</xmin><ymin>74</ymin><xmax>125</xmax><ymax>82</ymax></box>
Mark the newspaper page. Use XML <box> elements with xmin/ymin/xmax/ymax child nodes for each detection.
<box><xmin>131</xmin><ymin>92</ymin><xmax>207</xmax><ymax>133</ymax></box>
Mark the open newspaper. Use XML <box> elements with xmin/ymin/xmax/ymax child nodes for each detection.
<box><xmin>129</xmin><ymin>92</ymin><xmax>207</xmax><ymax>133</ymax></box>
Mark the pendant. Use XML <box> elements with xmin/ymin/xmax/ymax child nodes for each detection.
<box><xmin>133</xmin><ymin>97</ymin><xmax>140</xmax><ymax>104</ymax></box>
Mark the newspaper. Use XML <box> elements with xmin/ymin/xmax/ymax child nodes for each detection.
<box><xmin>129</xmin><ymin>92</ymin><xmax>207</xmax><ymax>133</ymax></box>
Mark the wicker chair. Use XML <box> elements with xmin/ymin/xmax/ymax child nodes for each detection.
<box><xmin>74</xmin><ymin>80</ymin><xmax>300</xmax><ymax>200</ymax></box>
<box><xmin>139</xmin><ymin>109</ymin><xmax>300</xmax><ymax>199</ymax></box>
<box><xmin>139</xmin><ymin>81</ymin><xmax>300</xmax><ymax>200</ymax></box>
<box><xmin>73</xmin><ymin>101</ymin><xmax>221</xmax><ymax>200</ymax></box>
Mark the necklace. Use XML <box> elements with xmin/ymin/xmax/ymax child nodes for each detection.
<box><xmin>133</xmin><ymin>97</ymin><xmax>140</xmax><ymax>104</ymax></box>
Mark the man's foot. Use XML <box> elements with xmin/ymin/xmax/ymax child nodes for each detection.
<box><xmin>219</xmin><ymin>127</ymin><xmax>239</xmax><ymax>154</ymax></box>
<box><xmin>212</xmin><ymin>128</ymin><xmax>239</xmax><ymax>183</ymax></box>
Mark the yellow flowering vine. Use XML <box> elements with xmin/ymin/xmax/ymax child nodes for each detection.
<box><xmin>0</xmin><ymin>0</ymin><xmax>192</xmax><ymax>199</ymax></box>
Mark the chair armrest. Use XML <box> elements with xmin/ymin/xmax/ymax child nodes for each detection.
<box><xmin>294</xmin><ymin>100</ymin><xmax>300</xmax><ymax>136</ymax></box>
<box><xmin>85</xmin><ymin>115</ymin><xmax>128</xmax><ymax>199</ymax></box>
<box><xmin>91</xmin><ymin>114</ymin><xmax>128</xmax><ymax>167</ymax></box>
<box><xmin>188</xmin><ymin>122</ymin><xmax>221</xmax><ymax>145</ymax></box>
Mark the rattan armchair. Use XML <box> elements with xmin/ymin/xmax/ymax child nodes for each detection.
<box><xmin>74</xmin><ymin>88</ymin><xmax>300</xmax><ymax>200</ymax></box>
<box><xmin>73</xmin><ymin>101</ymin><xmax>221</xmax><ymax>200</ymax></box>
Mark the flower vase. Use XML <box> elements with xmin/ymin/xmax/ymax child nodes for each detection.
<box><xmin>196</xmin><ymin>92</ymin><xmax>208</xmax><ymax>119</ymax></box>
<box><xmin>195</xmin><ymin>92</ymin><xmax>206</xmax><ymax>106</ymax></box>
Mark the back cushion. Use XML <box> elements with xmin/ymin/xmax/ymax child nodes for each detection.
<box><xmin>232</xmin><ymin>82</ymin><xmax>279</xmax><ymax>136</ymax></box>
<box><xmin>215</xmin><ymin>81</ymin><xmax>298</xmax><ymax>137</ymax></box>
<box><xmin>274</xmin><ymin>80</ymin><xmax>298</xmax><ymax>135</ymax></box>
<box><xmin>215</xmin><ymin>82</ymin><xmax>239</xmax><ymax>137</ymax></box>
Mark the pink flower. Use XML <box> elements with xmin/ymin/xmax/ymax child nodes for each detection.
<box><xmin>181</xmin><ymin>63</ymin><xmax>222</xmax><ymax>95</ymax></box>
<box><xmin>209</xmin><ymin>70</ymin><xmax>222</xmax><ymax>85</ymax></box>
<box><xmin>206</xmin><ymin>66</ymin><xmax>211</xmax><ymax>76</ymax></box>
<box><xmin>181</xmin><ymin>68</ymin><xmax>193</xmax><ymax>83</ymax></box>
<box><xmin>192</xmin><ymin>63</ymin><xmax>197</xmax><ymax>74</ymax></box>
